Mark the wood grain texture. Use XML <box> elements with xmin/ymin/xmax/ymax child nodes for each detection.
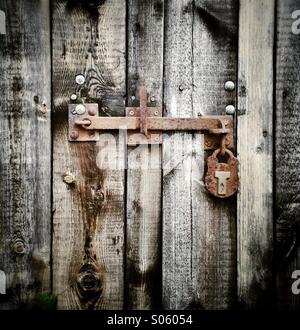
<box><xmin>162</xmin><ymin>0</ymin><xmax>194</xmax><ymax>309</ymax></box>
<box><xmin>162</xmin><ymin>0</ymin><xmax>238</xmax><ymax>310</ymax></box>
<box><xmin>52</xmin><ymin>0</ymin><xmax>126</xmax><ymax>309</ymax></box>
<box><xmin>126</xmin><ymin>0</ymin><xmax>164</xmax><ymax>310</ymax></box>
<box><xmin>0</xmin><ymin>0</ymin><xmax>51</xmax><ymax>309</ymax></box>
<box><xmin>276</xmin><ymin>0</ymin><xmax>300</xmax><ymax>310</ymax></box>
<box><xmin>192</xmin><ymin>0</ymin><xmax>238</xmax><ymax>310</ymax></box>
<box><xmin>237</xmin><ymin>0</ymin><xmax>274</xmax><ymax>310</ymax></box>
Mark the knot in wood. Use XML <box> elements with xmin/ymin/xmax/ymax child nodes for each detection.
<box><xmin>77</xmin><ymin>266</ymin><xmax>102</xmax><ymax>297</ymax></box>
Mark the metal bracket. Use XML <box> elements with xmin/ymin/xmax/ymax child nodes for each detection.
<box><xmin>68</xmin><ymin>87</ymin><xmax>234</xmax><ymax>150</ymax></box>
<box><xmin>69</xmin><ymin>103</ymin><xmax>100</xmax><ymax>142</ymax></box>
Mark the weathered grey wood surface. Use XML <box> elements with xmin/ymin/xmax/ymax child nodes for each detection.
<box><xmin>0</xmin><ymin>9</ymin><xmax>5</xmax><ymax>34</ymax></box>
<box><xmin>0</xmin><ymin>0</ymin><xmax>51</xmax><ymax>309</ymax></box>
<box><xmin>52</xmin><ymin>0</ymin><xmax>126</xmax><ymax>309</ymax></box>
<box><xmin>238</xmin><ymin>0</ymin><xmax>274</xmax><ymax>310</ymax></box>
<box><xmin>126</xmin><ymin>0</ymin><xmax>164</xmax><ymax>310</ymax></box>
<box><xmin>2</xmin><ymin>0</ymin><xmax>299</xmax><ymax>311</ymax></box>
<box><xmin>276</xmin><ymin>0</ymin><xmax>300</xmax><ymax>310</ymax></box>
<box><xmin>162</xmin><ymin>0</ymin><xmax>238</xmax><ymax>310</ymax></box>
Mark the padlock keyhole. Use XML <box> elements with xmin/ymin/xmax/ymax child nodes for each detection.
<box><xmin>215</xmin><ymin>171</ymin><xmax>231</xmax><ymax>195</ymax></box>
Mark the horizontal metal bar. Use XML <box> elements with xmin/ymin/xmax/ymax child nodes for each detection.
<box><xmin>75</xmin><ymin>117</ymin><xmax>139</xmax><ymax>130</ymax></box>
<box><xmin>75</xmin><ymin>116</ymin><xmax>230</xmax><ymax>132</ymax></box>
<box><xmin>147</xmin><ymin>117</ymin><xmax>225</xmax><ymax>131</ymax></box>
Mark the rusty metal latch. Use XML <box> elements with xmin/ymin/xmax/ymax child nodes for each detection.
<box><xmin>68</xmin><ymin>87</ymin><xmax>234</xmax><ymax>150</ymax></box>
<box><xmin>68</xmin><ymin>86</ymin><xmax>238</xmax><ymax>198</ymax></box>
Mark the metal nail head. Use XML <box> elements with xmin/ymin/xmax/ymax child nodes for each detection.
<box><xmin>224</xmin><ymin>81</ymin><xmax>235</xmax><ymax>92</ymax></box>
<box><xmin>14</xmin><ymin>239</ymin><xmax>25</xmax><ymax>254</ymax></box>
<box><xmin>63</xmin><ymin>172</ymin><xmax>76</xmax><ymax>185</ymax></box>
<box><xmin>225</xmin><ymin>105</ymin><xmax>235</xmax><ymax>115</ymax></box>
<box><xmin>75</xmin><ymin>104</ymin><xmax>86</xmax><ymax>115</ymax></box>
<box><xmin>75</xmin><ymin>74</ymin><xmax>85</xmax><ymax>85</ymax></box>
<box><xmin>88</xmin><ymin>107</ymin><xmax>97</xmax><ymax>116</ymax></box>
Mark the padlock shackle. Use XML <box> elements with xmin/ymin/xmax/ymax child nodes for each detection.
<box><xmin>212</xmin><ymin>148</ymin><xmax>234</xmax><ymax>159</ymax></box>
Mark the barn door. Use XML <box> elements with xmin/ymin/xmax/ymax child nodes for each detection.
<box><xmin>51</xmin><ymin>0</ymin><xmax>239</xmax><ymax>310</ymax></box>
<box><xmin>3</xmin><ymin>0</ymin><xmax>299</xmax><ymax>311</ymax></box>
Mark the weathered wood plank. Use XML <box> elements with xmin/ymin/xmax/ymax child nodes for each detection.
<box><xmin>276</xmin><ymin>0</ymin><xmax>300</xmax><ymax>310</ymax></box>
<box><xmin>126</xmin><ymin>0</ymin><xmax>164</xmax><ymax>309</ymax></box>
<box><xmin>126</xmin><ymin>0</ymin><xmax>164</xmax><ymax>310</ymax></box>
<box><xmin>0</xmin><ymin>0</ymin><xmax>51</xmax><ymax>309</ymax></box>
<box><xmin>52</xmin><ymin>0</ymin><xmax>126</xmax><ymax>309</ymax></box>
<box><xmin>163</xmin><ymin>0</ymin><xmax>238</xmax><ymax>310</ymax></box>
<box><xmin>237</xmin><ymin>0</ymin><xmax>274</xmax><ymax>309</ymax></box>
<box><xmin>162</xmin><ymin>0</ymin><xmax>194</xmax><ymax>309</ymax></box>
<box><xmin>192</xmin><ymin>0</ymin><xmax>238</xmax><ymax>310</ymax></box>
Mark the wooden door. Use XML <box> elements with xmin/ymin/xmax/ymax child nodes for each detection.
<box><xmin>0</xmin><ymin>0</ymin><xmax>299</xmax><ymax>311</ymax></box>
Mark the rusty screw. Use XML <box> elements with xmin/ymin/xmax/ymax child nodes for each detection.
<box><xmin>14</xmin><ymin>239</ymin><xmax>26</xmax><ymax>254</ymax></box>
<box><xmin>63</xmin><ymin>172</ymin><xmax>76</xmax><ymax>185</ymax></box>
<box><xmin>70</xmin><ymin>131</ymin><xmax>79</xmax><ymax>140</ymax></box>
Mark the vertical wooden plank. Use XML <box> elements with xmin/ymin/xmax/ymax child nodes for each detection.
<box><xmin>126</xmin><ymin>0</ymin><xmax>164</xmax><ymax>310</ymax></box>
<box><xmin>52</xmin><ymin>0</ymin><xmax>126</xmax><ymax>309</ymax></box>
<box><xmin>238</xmin><ymin>0</ymin><xmax>274</xmax><ymax>309</ymax></box>
<box><xmin>162</xmin><ymin>0</ymin><xmax>194</xmax><ymax>309</ymax></box>
<box><xmin>163</xmin><ymin>0</ymin><xmax>238</xmax><ymax>309</ymax></box>
<box><xmin>192</xmin><ymin>0</ymin><xmax>238</xmax><ymax>310</ymax></box>
<box><xmin>0</xmin><ymin>0</ymin><xmax>51</xmax><ymax>309</ymax></box>
<box><xmin>0</xmin><ymin>9</ymin><xmax>5</xmax><ymax>34</ymax></box>
<box><xmin>276</xmin><ymin>0</ymin><xmax>300</xmax><ymax>310</ymax></box>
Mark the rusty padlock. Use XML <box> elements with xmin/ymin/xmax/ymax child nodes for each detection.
<box><xmin>205</xmin><ymin>148</ymin><xmax>239</xmax><ymax>198</ymax></box>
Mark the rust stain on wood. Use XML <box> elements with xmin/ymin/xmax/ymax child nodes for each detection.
<box><xmin>52</xmin><ymin>0</ymin><xmax>125</xmax><ymax>309</ymax></box>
